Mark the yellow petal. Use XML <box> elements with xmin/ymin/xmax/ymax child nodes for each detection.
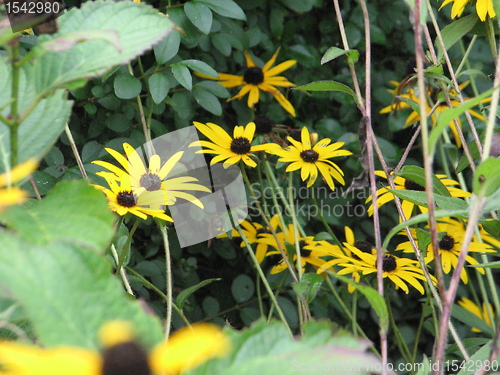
<box><xmin>150</xmin><ymin>324</ymin><xmax>230</xmax><ymax>374</ymax></box>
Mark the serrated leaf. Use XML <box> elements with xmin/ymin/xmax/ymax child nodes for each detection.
<box><xmin>172</xmin><ymin>62</ymin><xmax>193</xmax><ymax>90</ymax></box>
<box><xmin>321</xmin><ymin>46</ymin><xmax>359</xmax><ymax>65</ymax></box>
<box><xmin>31</xmin><ymin>0</ymin><xmax>174</xmax><ymax>95</ymax></box>
<box><xmin>176</xmin><ymin>278</ymin><xmax>221</xmax><ymax>309</ymax></box>
<box><xmin>154</xmin><ymin>30</ymin><xmax>181</xmax><ymax>65</ymax></box>
<box><xmin>185</xmin><ymin>2</ymin><xmax>213</xmax><ymax>34</ymax></box>
<box><xmin>196</xmin><ymin>0</ymin><xmax>246</xmax><ymax>20</ymax></box>
<box><xmin>0</xmin><ymin>58</ymin><xmax>72</xmax><ymax>173</ymax></box>
<box><xmin>0</xmin><ymin>234</ymin><xmax>163</xmax><ymax>349</ymax></box>
<box><xmin>192</xmin><ymin>87</ymin><xmax>222</xmax><ymax>115</ymax></box>
<box><xmin>148</xmin><ymin>72</ymin><xmax>171</xmax><ymax>104</ymax></box>
<box><xmin>293</xmin><ymin>80</ymin><xmax>359</xmax><ymax>105</ymax></box>
<box><xmin>35</xmin><ymin>30</ymin><xmax>121</xmax><ymax>53</ymax></box>
<box><xmin>0</xmin><ymin>180</ymin><xmax>115</xmax><ymax>251</ymax></box>
<box><xmin>114</xmin><ymin>73</ymin><xmax>142</xmax><ymax>99</ymax></box>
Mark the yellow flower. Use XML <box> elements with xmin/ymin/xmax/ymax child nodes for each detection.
<box><xmin>337</xmin><ymin>248</ymin><xmax>431</xmax><ymax>294</ymax></box>
<box><xmin>380</xmin><ymin>80</ymin><xmax>489</xmax><ymax>147</ymax></box>
<box><xmin>0</xmin><ymin>320</ymin><xmax>230</xmax><ymax>375</ymax></box>
<box><xmin>396</xmin><ymin>218</ymin><xmax>496</xmax><ymax>283</ymax></box>
<box><xmin>93</xmin><ymin>174</ymin><xmax>173</xmax><ymax>221</ymax></box>
<box><xmin>263</xmin><ymin>126</ymin><xmax>352</xmax><ymax>190</ymax></box>
<box><xmin>260</xmin><ymin>223</ymin><xmax>339</xmax><ymax>274</ymax></box>
<box><xmin>0</xmin><ymin>159</ymin><xmax>38</xmax><ymax>212</ymax></box>
<box><xmin>191</xmin><ymin>121</ymin><xmax>270</xmax><ymax>168</ymax></box>
<box><xmin>366</xmin><ymin>170</ymin><xmax>471</xmax><ymax>219</ymax></box>
<box><xmin>440</xmin><ymin>0</ymin><xmax>496</xmax><ymax>21</ymax></box>
<box><xmin>217</xmin><ymin>215</ymin><xmax>281</xmax><ymax>263</ymax></box>
<box><xmin>92</xmin><ymin>143</ymin><xmax>210</xmax><ymax>208</ymax></box>
<box><xmin>317</xmin><ymin>226</ymin><xmax>376</xmax><ymax>292</ymax></box>
<box><xmin>458</xmin><ymin>297</ymin><xmax>494</xmax><ymax>332</ymax></box>
<box><xmin>197</xmin><ymin>49</ymin><xmax>297</xmax><ymax>116</ymax></box>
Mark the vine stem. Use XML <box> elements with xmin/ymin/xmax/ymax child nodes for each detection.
<box><xmin>159</xmin><ymin>225</ymin><xmax>173</xmax><ymax>339</ymax></box>
<box><xmin>7</xmin><ymin>40</ymin><xmax>20</xmax><ymax>169</ymax></box>
<box><xmin>110</xmin><ymin>243</ymin><xmax>134</xmax><ymax>296</ymax></box>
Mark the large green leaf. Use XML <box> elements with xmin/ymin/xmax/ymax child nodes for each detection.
<box><xmin>293</xmin><ymin>81</ymin><xmax>359</xmax><ymax>106</ymax></box>
<box><xmin>189</xmin><ymin>320</ymin><xmax>383</xmax><ymax>375</ymax></box>
<box><xmin>0</xmin><ymin>180</ymin><xmax>115</xmax><ymax>252</ymax></box>
<box><xmin>0</xmin><ymin>59</ymin><xmax>72</xmax><ymax>173</ymax></box>
<box><xmin>0</xmin><ymin>234</ymin><xmax>163</xmax><ymax>349</ymax></box>
<box><xmin>436</xmin><ymin>14</ymin><xmax>478</xmax><ymax>59</ymax></box>
<box><xmin>31</xmin><ymin>0</ymin><xmax>174</xmax><ymax>95</ymax></box>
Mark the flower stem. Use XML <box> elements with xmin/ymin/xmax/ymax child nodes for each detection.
<box><xmin>159</xmin><ymin>225</ymin><xmax>173</xmax><ymax>339</ymax></box>
<box><xmin>7</xmin><ymin>40</ymin><xmax>20</xmax><ymax>168</ymax></box>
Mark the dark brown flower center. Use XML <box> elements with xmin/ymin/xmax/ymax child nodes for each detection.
<box><xmin>299</xmin><ymin>240</ymin><xmax>312</xmax><ymax>257</ymax></box>
<box><xmin>230</xmin><ymin>137</ymin><xmax>252</xmax><ymax>155</ymax></box>
<box><xmin>438</xmin><ymin>234</ymin><xmax>455</xmax><ymax>251</ymax></box>
<box><xmin>404</xmin><ymin>179</ymin><xmax>425</xmax><ymax>191</ymax></box>
<box><xmin>116</xmin><ymin>191</ymin><xmax>137</xmax><ymax>208</ymax></box>
<box><xmin>300</xmin><ymin>149</ymin><xmax>319</xmax><ymax>163</ymax></box>
<box><xmin>380</xmin><ymin>255</ymin><xmax>397</xmax><ymax>272</ymax></box>
<box><xmin>254</xmin><ymin>114</ymin><xmax>274</xmax><ymax>134</ymax></box>
<box><xmin>139</xmin><ymin>173</ymin><xmax>162</xmax><ymax>191</ymax></box>
<box><xmin>244</xmin><ymin>67</ymin><xmax>264</xmax><ymax>85</ymax></box>
<box><xmin>354</xmin><ymin>240</ymin><xmax>373</xmax><ymax>254</ymax></box>
<box><xmin>102</xmin><ymin>342</ymin><xmax>151</xmax><ymax>375</ymax></box>
<box><xmin>256</xmin><ymin>227</ymin><xmax>272</xmax><ymax>235</ymax></box>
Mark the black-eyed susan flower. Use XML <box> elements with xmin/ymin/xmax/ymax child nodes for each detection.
<box><xmin>317</xmin><ymin>226</ymin><xmax>376</xmax><ymax>292</ymax></box>
<box><xmin>337</xmin><ymin>248</ymin><xmax>431</xmax><ymax>294</ymax></box>
<box><xmin>380</xmin><ymin>81</ymin><xmax>489</xmax><ymax>147</ymax></box>
<box><xmin>440</xmin><ymin>0</ymin><xmax>496</xmax><ymax>21</ymax></box>
<box><xmin>92</xmin><ymin>143</ymin><xmax>210</xmax><ymax>209</ymax></box>
<box><xmin>263</xmin><ymin>126</ymin><xmax>352</xmax><ymax>190</ymax></box>
<box><xmin>197</xmin><ymin>49</ymin><xmax>297</xmax><ymax>116</ymax></box>
<box><xmin>93</xmin><ymin>174</ymin><xmax>173</xmax><ymax>221</ymax></box>
<box><xmin>458</xmin><ymin>297</ymin><xmax>494</xmax><ymax>332</ymax></box>
<box><xmin>396</xmin><ymin>218</ymin><xmax>496</xmax><ymax>283</ymax></box>
<box><xmin>0</xmin><ymin>159</ymin><xmax>37</xmax><ymax>212</ymax></box>
<box><xmin>260</xmin><ymin>223</ymin><xmax>339</xmax><ymax>274</ymax></box>
<box><xmin>191</xmin><ymin>121</ymin><xmax>270</xmax><ymax>168</ymax></box>
<box><xmin>217</xmin><ymin>214</ymin><xmax>281</xmax><ymax>263</ymax></box>
<box><xmin>0</xmin><ymin>320</ymin><xmax>230</xmax><ymax>375</ymax></box>
<box><xmin>366</xmin><ymin>170</ymin><xmax>471</xmax><ymax>219</ymax></box>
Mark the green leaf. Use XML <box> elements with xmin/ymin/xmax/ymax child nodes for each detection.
<box><xmin>321</xmin><ymin>47</ymin><xmax>359</xmax><ymax>65</ymax></box>
<box><xmin>0</xmin><ymin>60</ymin><xmax>72</xmax><ymax>173</ymax></box>
<box><xmin>396</xmin><ymin>165</ymin><xmax>452</xmax><ymax>196</ymax></box>
<box><xmin>436</xmin><ymin>14</ymin><xmax>478</xmax><ymax>59</ymax></box>
<box><xmin>452</xmin><ymin>305</ymin><xmax>494</xmax><ymax>336</ymax></box>
<box><xmin>114</xmin><ymin>73</ymin><xmax>142</xmax><ymax>99</ymax></box>
<box><xmin>457</xmin><ymin>339</ymin><xmax>499</xmax><ymax>375</ymax></box>
<box><xmin>196</xmin><ymin>0</ymin><xmax>246</xmax><ymax>20</ymax></box>
<box><xmin>36</xmin><ymin>30</ymin><xmax>121</xmax><ymax>54</ymax></box>
<box><xmin>211</xmin><ymin>33</ymin><xmax>232</xmax><ymax>56</ymax></box>
<box><xmin>175</xmin><ymin>278</ymin><xmax>221</xmax><ymax>309</ymax></box>
<box><xmin>181</xmin><ymin>59</ymin><xmax>219</xmax><ymax>77</ymax></box>
<box><xmin>292</xmin><ymin>273</ymin><xmax>323</xmax><ymax>303</ymax></box>
<box><xmin>148</xmin><ymin>73</ymin><xmax>171</xmax><ymax>104</ymax></box>
<box><xmin>293</xmin><ymin>81</ymin><xmax>359</xmax><ymax>105</ymax></box>
<box><xmin>396</xmin><ymin>95</ymin><xmax>420</xmax><ymax>117</ymax></box>
<box><xmin>330</xmin><ymin>274</ymin><xmax>389</xmax><ymax>334</ymax></box>
<box><xmin>0</xmin><ymin>180</ymin><xmax>115</xmax><ymax>252</ymax></box>
<box><xmin>31</xmin><ymin>0</ymin><xmax>174</xmax><ymax>95</ymax></box>
<box><xmin>468</xmin><ymin>260</ymin><xmax>500</xmax><ymax>268</ymax></box>
<box><xmin>192</xmin><ymin>87</ymin><xmax>222</xmax><ymax>115</ymax></box>
<box><xmin>429</xmin><ymin>88</ymin><xmax>495</xmax><ymax>154</ymax></box>
<box><xmin>388</xmin><ymin>189</ymin><xmax>469</xmax><ymax>211</ymax></box>
<box><xmin>231</xmin><ymin>274</ymin><xmax>254</xmax><ymax>303</ymax></box>
<box><xmin>473</xmin><ymin>157</ymin><xmax>500</xmax><ymax>197</ymax></box>
<box><xmin>0</xmin><ymin>234</ymin><xmax>164</xmax><ymax>349</ymax></box>
<box><xmin>172</xmin><ymin>62</ymin><xmax>193</xmax><ymax>90</ymax></box>
<box><xmin>154</xmin><ymin>30</ymin><xmax>181</xmax><ymax>65</ymax></box>
<box><xmin>185</xmin><ymin>1</ymin><xmax>213</xmax><ymax>34</ymax></box>
<box><xmin>456</xmin><ymin>137</ymin><xmax>481</xmax><ymax>173</ymax></box>
<box><xmin>192</xmin><ymin>319</ymin><xmax>383</xmax><ymax>375</ymax></box>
